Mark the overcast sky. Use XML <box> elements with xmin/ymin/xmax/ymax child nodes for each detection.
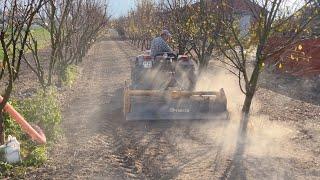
<box><xmin>109</xmin><ymin>0</ymin><xmax>135</xmax><ymax>18</ymax></box>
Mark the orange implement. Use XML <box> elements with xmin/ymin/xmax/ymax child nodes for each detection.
<box><xmin>0</xmin><ymin>96</ymin><xmax>46</xmax><ymax>144</ymax></box>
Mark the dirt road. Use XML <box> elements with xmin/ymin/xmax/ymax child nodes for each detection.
<box><xmin>27</xmin><ymin>40</ymin><xmax>320</xmax><ymax>179</ymax></box>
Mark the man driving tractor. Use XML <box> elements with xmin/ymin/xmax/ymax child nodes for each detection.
<box><xmin>125</xmin><ymin>30</ymin><xmax>228</xmax><ymax>121</ymax></box>
<box><xmin>150</xmin><ymin>29</ymin><xmax>175</xmax><ymax>57</ymax></box>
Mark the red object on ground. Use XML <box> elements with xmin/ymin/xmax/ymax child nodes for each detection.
<box><xmin>0</xmin><ymin>96</ymin><xmax>46</xmax><ymax>144</ymax></box>
<box><xmin>265</xmin><ymin>38</ymin><xmax>320</xmax><ymax>77</ymax></box>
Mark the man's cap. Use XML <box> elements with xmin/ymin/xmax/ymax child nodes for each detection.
<box><xmin>161</xmin><ymin>29</ymin><xmax>172</xmax><ymax>36</ymax></box>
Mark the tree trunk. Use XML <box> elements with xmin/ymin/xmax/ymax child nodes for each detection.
<box><xmin>199</xmin><ymin>53</ymin><xmax>210</xmax><ymax>70</ymax></box>
<box><xmin>0</xmin><ymin>112</ymin><xmax>4</xmax><ymax>144</ymax></box>
<box><xmin>57</xmin><ymin>63</ymin><xmax>67</xmax><ymax>87</ymax></box>
<box><xmin>240</xmin><ymin>92</ymin><xmax>254</xmax><ymax>138</ymax></box>
<box><xmin>141</xmin><ymin>40</ymin><xmax>145</xmax><ymax>51</ymax></box>
<box><xmin>48</xmin><ymin>48</ymin><xmax>57</xmax><ymax>86</ymax></box>
<box><xmin>0</xmin><ymin>81</ymin><xmax>13</xmax><ymax>144</ymax></box>
<box><xmin>178</xmin><ymin>42</ymin><xmax>186</xmax><ymax>55</ymax></box>
<box><xmin>240</xmin><ymin>61</ymin><xmax>261</xmax><ymax>137</ymax></box>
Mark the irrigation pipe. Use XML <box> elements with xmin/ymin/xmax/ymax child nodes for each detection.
<box><xmin>0</xmin><ymin>96</ymin><xmax>46</xmax><ymax>144</ymax></box>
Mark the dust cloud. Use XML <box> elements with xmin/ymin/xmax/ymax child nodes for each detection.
<box><xmin>134</xmin><ymin>55</ymin><xmax>305</xmax><ymax>160</ymax></box>
<box><xmin>192</xmin><ymin>62</ymin><xmax>307</xmax><ymax>160</ymax></box>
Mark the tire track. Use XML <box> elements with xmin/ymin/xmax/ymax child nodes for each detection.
<box><xmin>101</xmin><ymin>41</ymin><xmax>233</xmax><ymax>179</ymax></box>
<box><xmin>26</xmin><ymin>40</ymin><xmax>232</xmax><ymax>179</ymax></box>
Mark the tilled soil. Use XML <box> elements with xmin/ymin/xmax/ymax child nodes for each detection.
<box><xmin>26</xmin><ymin>40</ymin><xmax>320</xmax><ymax>179</ymax></box>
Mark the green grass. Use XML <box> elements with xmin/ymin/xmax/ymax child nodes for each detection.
<box><xmin>30</xmin><ymin>27</ymin><xmax>50</xmax><ymax>49</ymax></box>
<box><xmin>0</xmin><ymin>27</ymin><xmax>50</xmax><ymax>63</ymax></box>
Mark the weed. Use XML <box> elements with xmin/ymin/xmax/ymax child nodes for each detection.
<box><xmin>0</xmin><ymin>161</ymin><xmax>13</xmax><ymax>177</ymax></box>
<box><xmin>1</xmin><ymin>87</ymin><xmax>61</xmax><ymax>177</ymax></box>
<box><xmin>23</xmin><ymin>145</ymin><xmax>47</xmax><ymax>166</ymax></box>
<box><xmin>62</xmin><ymin>65</ymin><xmax>78</xmax><ymax>87</ymax></box>
<box><xmin>15</xmin><ymin>87</ymin><xmax>62</xmax><ymax>141</ymax></box>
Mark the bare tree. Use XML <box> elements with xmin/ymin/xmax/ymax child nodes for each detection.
<box><xmin>35</xmin><ymin>0</ymin><xmax>72</xmax><ymax>86</ymax></box>
<box><xmin>24</xmin><ymin>33</ymin><xmax>47</xmax><ymax>91</ymax></box>
<box><xmin>212</xmin><ymin>1</ymin><xmax>319</xmax><ymax>177</ymax></box>
<box><xmin>27</xmin><ymin>0</ymin><xmax>109</xmax><ymax>88</ymax></box>
<box><xmin>0</xmin><ymin>0</ymin><xmax>46</xmax><ymax>144</ymax></box>
<box><xmin>215</xmin><ymin>0</ymin><xmax>318</xmax><ymax>137</ymax></box>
